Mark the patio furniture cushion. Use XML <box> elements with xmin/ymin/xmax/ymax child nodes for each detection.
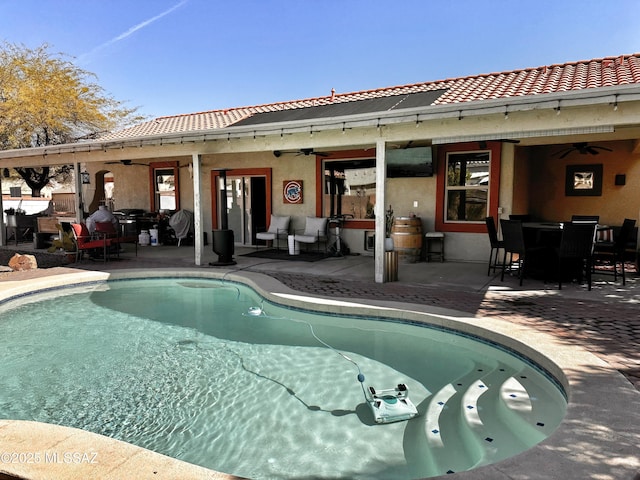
<box><xmin>596</xmin><ymin>227</ymin><xmax>613</xmax><ymax>243</ymax></box>
<box><xmin>294</xmin><ymin>217</ymin><xmax>328</xmax><ymax>244</ymax></box>
<box><xmin>71</xmin><ymin>222</ymin><xmax>114</xmax><ymax>263</ymax></box>
<box><xmin>256</xmin><ymin>215</ymin><xmax>290</xmax><ymax>240</ymax></box>
<box><xmin>255</xmin><ymin>215</ymin><xmax>291</xmax><ymax>251</ymax></box>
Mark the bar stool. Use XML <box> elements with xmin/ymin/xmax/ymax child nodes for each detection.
<box><xmin>425</xmin><ymin>232</ymin><xmax>445</xmax><ymax>262</ymax></box>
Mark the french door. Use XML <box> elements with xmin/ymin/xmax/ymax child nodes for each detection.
<box><xmin>212</xmin><ymin>168</ymin><xmax>271</xmax><ymax>245</ymax></box>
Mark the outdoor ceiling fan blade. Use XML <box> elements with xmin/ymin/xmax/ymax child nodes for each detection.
<box><xmin>553</xmin><ymin>146</ymin><xmax>572</xmax><ymax>157</ymax></box>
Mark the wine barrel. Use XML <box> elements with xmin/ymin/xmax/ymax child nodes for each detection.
<box><xmin>390</xmin><ymin>217</ymin><xmax>423</xmax><ymax>263</ymax></box>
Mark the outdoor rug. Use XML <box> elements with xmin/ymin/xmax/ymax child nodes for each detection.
<box><xmin>242</xmin><ymin>248</ymin><xmax>329</xmax><ymax>262</ymax></box>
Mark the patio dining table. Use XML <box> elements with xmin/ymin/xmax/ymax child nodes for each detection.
<box><xmin>521</xmin><ymin>221</ymin><xmax>600</xmax><ymax>284</ymax></box>
<box><xmin>522</xmin><ymin>221</ymin><xmax>563</xmax><ymax>247</ymax></box>
<box><xmin>521</xmin><ymin>222</ymin><xmax>564</xmax><ymax>280</ymax></box>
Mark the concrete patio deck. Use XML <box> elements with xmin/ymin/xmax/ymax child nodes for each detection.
<box><xmin>0</xmin><ymin>243</ymin><xmax>638</xmax><ymax>479</ymax></box>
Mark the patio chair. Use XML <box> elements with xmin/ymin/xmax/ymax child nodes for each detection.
<box><xmin>500</xmin><ymin>219</ymin><xmax>543</xmax><ymax>286</ymax></box>
<box><xmin>256</xmin><ymin>214</ymin><xmax>290</xmax><ymax>251</ymax></box>
<box><xmin>593</xmin><ymin>218</ymin><xmax>636</xmax><ymax>285</ymax></box>
<box><xmin>555</xmin><ymin>222</ymin><xmax>596</xmax><ymax>290</ymax></box>
<box><xmin>94</xmin><ymin>221</ymin><xmax>123</xmax><ymax>259</ymax></box>
<box><xmin>293</xmin><ymin>217</ymin><xmax>328</xmax><ymax>252</ymax></box>
<box><xmin>71</xmin><ymin>223</ymin><xmax>114</xmax><ymax>263</ymax></box>
<box><xmin>485</xmin><ymin>216</ymin><xmax>504</xmax><ymax>276</ymax></box>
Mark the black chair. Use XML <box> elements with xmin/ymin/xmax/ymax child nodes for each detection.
<box><xmin>485</xmin><ymin>216</ymin><xmax>504</xmax><ymax>276</ymax></box>
<box><xmin>555</xmin><ymin>222</ymin><xmax>596</xmax><ymax>290</ymax></box>
<box><xmin>571</xmin><ymin>215</ymin><xmax>600</xmax><ymax>224</ymax></box>
<box><xmin>500</xmin><ymin>219</ymin><xmax>529</xmax><ymax>285</ymax></box>
<box><xmin>593</xmin><ymin>218</ymin><xmax>636</xmax><ymax>285</ymax></box>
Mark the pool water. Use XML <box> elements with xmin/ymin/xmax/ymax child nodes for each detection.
<box><xmin>0</xmin><ymin>278</ymin><xmax>567</xmax><ymax>479</ymax></box>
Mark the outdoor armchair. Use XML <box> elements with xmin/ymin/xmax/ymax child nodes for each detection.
<box><xmin>293</xmin><ymin>217</ymin><xmax>328</xmax><ymax>252</ymax></box>
<box><xmin>71</xmin><ymin>223</ymin><xmax>114</xmax><ymax>263</ymax></box>
<box><xmin>256</xmin><ymin>214</ymin><xmax>291</xmax><ymax>250</ymax></box>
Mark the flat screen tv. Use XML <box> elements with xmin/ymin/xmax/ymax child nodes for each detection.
<box><xmin>386</xmin><ymin>146</ymin><xmax>433</xmax><ymax>177</ymax></box>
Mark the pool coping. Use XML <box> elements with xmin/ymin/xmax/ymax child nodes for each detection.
<box><xmin>0</xmin><ymin>268</ymin><xmax>638</xmax><ymax>480</ymax></box>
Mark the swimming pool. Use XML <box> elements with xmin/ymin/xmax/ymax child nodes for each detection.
<box><xmin>0</xmin><ymin>277</ymin><xmax>567</xmax><ymax>479</ymax></box>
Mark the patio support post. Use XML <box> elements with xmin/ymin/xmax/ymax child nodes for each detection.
<box><xmin>0</xmin><ymin>173</ymin><xmax>5</xmax><ymax>246</ymax></box>
<box><xmin>74</xmin><ymin>162</ymin><xmax>83</xmax><ymax>222</ymax></box>
<box><xmin>192</xmin><ymin>153</ymin><xmax>204</xmax><ymax>266</ymax></box>
<box><xmin>374</xmin><ymin>139</ymin><xmax>387</xmax><ymax>283</ymax></box>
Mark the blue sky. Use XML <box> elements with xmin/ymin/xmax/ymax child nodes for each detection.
<box><xmin>1</xmin><ymin>0</ymin><xmax>639</xmax><ymax>119</ymax></box>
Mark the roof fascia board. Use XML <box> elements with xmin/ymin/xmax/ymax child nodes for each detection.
<box><xmin>2</xmin><ymin>84</ymin><xmax>640</xmax><ymax>160</ymax></box>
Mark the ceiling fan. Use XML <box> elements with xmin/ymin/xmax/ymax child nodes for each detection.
<box><xmin>105</xmin><ymin>159</ymin><xmax>148</xmax><ymax>166</ymax></box>
<box><xmin>554</xmin><ymin>143</ymin><xmax>613</xmax><ymax>159</ymax></box>
<box><xmin>273</xmin><ymin>148</ymin><xmax>330</xmax><ymax>158</ymax></box>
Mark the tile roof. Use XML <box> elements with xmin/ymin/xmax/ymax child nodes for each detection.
<box><xmin>101</xmin><ymin>54</ymin><xmax>640</xmax><ymax>141</ymax></box>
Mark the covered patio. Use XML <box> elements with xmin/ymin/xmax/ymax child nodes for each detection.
<box><xmin>2</xmin><ymin>54</ymin><xmax>640</xmax><ymax>287</ymax></box>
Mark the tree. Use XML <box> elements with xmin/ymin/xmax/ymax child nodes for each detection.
<box><xmin>0</xmin><ymin>42</ymin><xmax>145</xmax><ymax>195</ymax></box>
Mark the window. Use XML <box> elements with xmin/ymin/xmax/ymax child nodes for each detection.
<box><xmin>323</xmin><ymin>158</ymin><xmax>376</xmax><ymax>219</ymax></box>
<box><xmin>445</xmin><ymin>151</ymin><xmax>490</xmax><ymax>222</ymax></box>
<box><xmin>149</xmin><ymin>161</ymin><xmax>179</xmax><ymax>212</ymax></box>
<box><xmin>435</xmin><ymin>142</ymin><xmax>501</xmax><ymax>233</ymax></box>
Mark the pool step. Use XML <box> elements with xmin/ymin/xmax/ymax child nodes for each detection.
<box><xmin>415</xmin><ymin>362</ymin><xmax>556</xmax><ymax>475</ymax></box>
<box><xmin>416</xmin><ymin>361</ymin><xmax>498</xmax><ymax>475</ymax></box>
<box><xmin>494</xmin><ymin>373</ymin><xmax>566</xmax><ymax>441</ymax></box>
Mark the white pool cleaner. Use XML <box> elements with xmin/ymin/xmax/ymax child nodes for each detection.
<box><xmin>365</xmin><ymin>383</ymin><xmax>418</xmax><ymax>424</ymax></box>
<box><xmin>306</xmin><ymin>324</ymin><xmax>419</xmax><ymax>424</ymax></box>
<box><xmin>247</xmin><ymin>305</ymin><xmax>418</xmax><ymax>424</ymax></box>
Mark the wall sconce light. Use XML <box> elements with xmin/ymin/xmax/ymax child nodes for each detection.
<box><xmin>81</xmin><ymin>171</ymin><xmax>91</xmax><ymax>184</ymax></box>
<box><xmin>615</xmin><ymin>174</ymin><xmax>626</xmax><ymax>186</ymax></box>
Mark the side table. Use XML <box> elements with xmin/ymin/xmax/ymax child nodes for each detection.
<box><xmin>425</xmin><ymin>232</ymin><xmax>445</xmax><ymax>262</ymax></box>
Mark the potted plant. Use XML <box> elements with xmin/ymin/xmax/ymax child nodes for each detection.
<box><xmin>385</xmin><ymin>205</ymin><xmax>394</xmax><ymax>251</ymax></box>
<box><xmin>47</xmin><ymin>224</ymin><xmax>76</xmax><ymax>261</ymax></box>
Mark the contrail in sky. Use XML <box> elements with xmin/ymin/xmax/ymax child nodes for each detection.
<box><xmin>78</xmin><ymin>0</ymin><xmax>187</xmax><ymax>63</ymax></box>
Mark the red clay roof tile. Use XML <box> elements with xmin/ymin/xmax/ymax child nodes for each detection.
<box><xmin>101</xmin><ymin>53</ymin><xmax>640</xmax><ymax>141</ymax></box>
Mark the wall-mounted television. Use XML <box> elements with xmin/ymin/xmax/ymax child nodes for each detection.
<box><xmin>386</xmin><ymin>146</ymin><xmax>433</xmax><ymax>177</ymax></box>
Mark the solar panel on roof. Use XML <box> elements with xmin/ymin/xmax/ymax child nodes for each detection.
<box><xmin>234</xmin><ymin>89</ymin><xmax>447</xmax><ymax>126</ymax></box>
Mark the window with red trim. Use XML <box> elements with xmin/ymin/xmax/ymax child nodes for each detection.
<box><xmin>445</xmin><ymin>151</ymin><xmax>490</xmax><ymax>223</ymax></box>
<box><xmin>435</xmin><ymin>142</ymin><xmax>501</xmax><ymax>233</ymax></box>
